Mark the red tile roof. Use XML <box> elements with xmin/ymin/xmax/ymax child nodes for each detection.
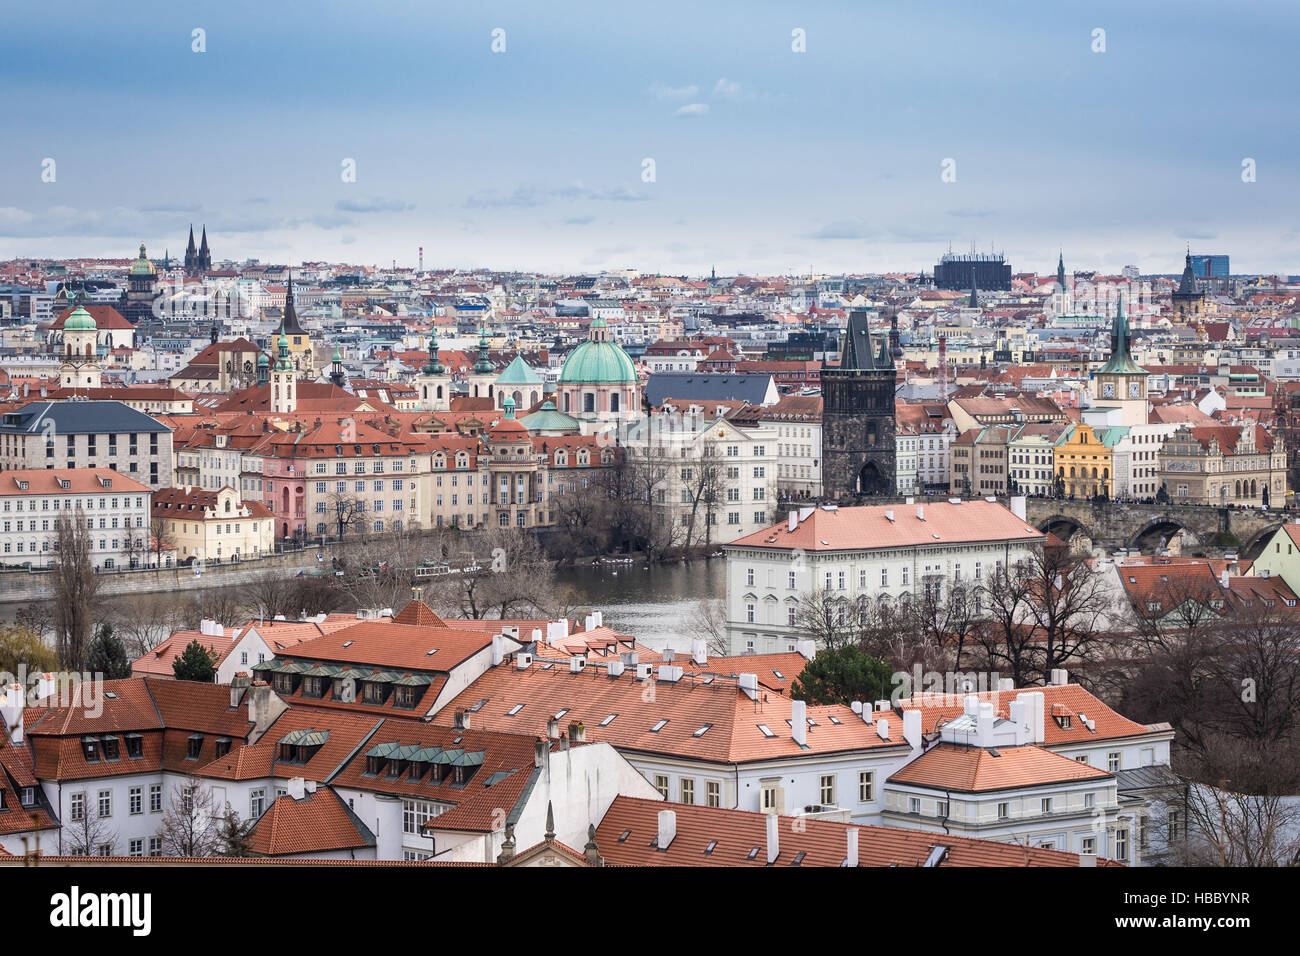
<box><xmin>246</xmin><ymin>786</ymin><xmax>375</xmax><ymax>856</ymax></box>
<box><xmin>887</xmin><ymin>742</ymin><xmax>1112</xmax><ymax>792</ymax></box>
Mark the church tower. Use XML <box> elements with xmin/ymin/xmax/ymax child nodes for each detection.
<box><xmin>198</xmin><ymin>226</ymin><xmax>212</xmax><ymax>272</ymax></box>
<box><xmin>1093</xmin><ymin>297</ymin><xmax>1149</xmax><ymax>426</ymax></box>
<box><xmin>467</xmin><ymin>324</ymin><xmax>496</xmax><ymax>400</ymax></box>
<box><xmin>184</xmin><ymin>225</ymin><xmax>199</xmax><ymax>276</ymax></box>
<box><xmin>822</xmin><ymin>309</ymin><xmax>896</xmax><ymax>497</ymax></box>
<box><xmin>121</xmin><ymin>242</ymin><xmax>158</xmax><ymax>324</ymax></box>
<box><xmin>59</xmin><ymin>306</ymin><xmax>103</xmax><ymax>390</ymax></box>
<box><xmin>279</xmin><ymin>271</ymin><xmax>315</xmax><ymax>373</ymax></box>
<box><xmin>270</xmin><ymin>325</ymin><xmax>297</xmax><ymax>414</ymax></box>
<box><xmin>417</xmin><ymin>327</ymin><xmax>450</xmax><ymax>411</ymax></box>
<box><xmin>1171</xmin><ymin>246</ymin><xmax>1206</xmax><ymax>321</ymax></box>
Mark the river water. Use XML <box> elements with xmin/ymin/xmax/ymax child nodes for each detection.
<box><xmin>553</xmin><ymin>559</ymin><xmax>726</xmax><ymax>650</ymax></box>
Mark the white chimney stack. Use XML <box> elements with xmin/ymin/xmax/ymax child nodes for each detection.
<box><xmin>903</xmin><ymin>709</ymin><xmax>922</xmax><ymax>749</ymax></box>
<box><xmin>997</xmin><ymin>678</ymin><xmax>1015</xmax><ymax>691</ymax></box>
<box><xmin>788</xmin><ymin>511</ymin><xmax>798</xmax><ymax>533</ymax></box>
<box><xmin>916</xmin><ymin>505</ymin><xmax>925</xmax><ymax>521</ymax></box>
<box><xmin>977</xmin><ymin>702</ymin><xmax>995</xmax><ymax>748</ymax></box>
<box><xmin>658</xmin><ymin>809</ymin><xmax>676</xmax><ymax>849</ymax></box>
<box><xmin>530</xmin><ymin>628</ymin><xmax>542</xmax><ymax>645</ymax></box>
<box><xmin>0</xmin><ymin>683</ymin><xmax>23</xmax><ymax>745</ymax></box>
<box><xmin>35</xmin><ymin>673</ymin><xmax>56</xmax><ymax>703</ymax></box>
<box><xmin>515</xmin><ymin>651</ymin><xmax>533</xmax><ymax>670</ymax></box>
<box><xmin>1220</xmin><ymin>569</ymin><xmax>1230</xmax><ymax>589</ymax></box>
<box><xmin>287</xmin><ymin>777</ymin><xmax>306</xmax><ymax>800</ymax></box>
<box><xmin>765</xmin><ymin>812</ymin><xmax>779</xmax><ymax>863</ymax></box>
<box><xmin>1010</xmin><ymin>495</ymin><xmax>1027</xmax><ymax>521</ymax></box>
<box><xmin>791</xmin><ymin>700</ymin><xmax>807</xmax><ymax>746</ymax></box>
<box><xmin>795</xmin><ymin>640</ymin><xmax>816</xmax><ymax>660</ymax></box>
<box><xmin>963</xmin><ymin>694</ymin><xmax>979</xmax><ymax>717</ymax></box>
<box><xmin>876</xmin><ymin>718</ymin><xmax>890</xmax><ymax>741</ymax></box>
<box><xmin>691</xmin><ymin>639</ymin><xmax>707</xmax><ymax>665</ymax></box>
<box><xmin>490</xmin><ymin>634</ymin><xmax>505</xmax><ymax>666</ymax></box>
<box><xmin>592</xmin><ymin>610</ymin><xmax>602</xmax><ymax>628</ymax></box>
<box><xmin>607</xmin><ymin>659</ymin><xmax>625</xmax><ymax>677</ymax></box>
<box><xmin>1019</xmin><ymin>691</ymin><xmax>1046</xmax><ymax>744</ymax></box>
<box><xmin>739</xmin><ymin>673</ymin><xmax>759</xmax><ymax>700</ymax></box>
<box><xmin>846</xmin><ymin>828</ymin><xmax>859</xmax><ymax>867</ymax></box>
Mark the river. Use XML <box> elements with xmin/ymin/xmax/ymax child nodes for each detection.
<box><xmin>553</xmin><ymin>559</ymin><xmax>726</xmax><ymax>650</ymax></box>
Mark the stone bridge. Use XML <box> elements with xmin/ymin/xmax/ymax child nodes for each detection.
<box><xmin>1021</xmin><ymin>498</ymin><xmax>1285</xmax><ymax>557</ymax></box>
<box><xmin>819</xmin><ymin>495</ymin><xmax>1290</xmax><ymax>558</ymax></box>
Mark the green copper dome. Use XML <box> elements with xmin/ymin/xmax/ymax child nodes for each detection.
<box><xmin>129</xmin><ymin>243</ymin><xmax>156</xmax><ymax>276</ymax></box>
<box><xmin>64</xmin><ymin>305</ymin><xmax>97</xmax><ymax>331</ymax></box>
<box><xmin>558</xmin><ymin>339</ymin><xmax>637</xmax><ymax>385</ymax></box>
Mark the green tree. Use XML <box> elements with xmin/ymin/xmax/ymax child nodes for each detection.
<box><xmin>218</xmin><ymin>805</ymin><xmax>255</xmax><ymax>857</ymax></box>
<box><xmin>172</xmin><ymin>639</ymin><xmax>219</xmax><ymax>683</ymax></box>
<box><xmin>85</xmin><ymin>622</ymin><xmax>131</xmax><ymax>679</ymax></box>
<box><xmin>790</xmin><ymin>645</ymin><xmax>893</xmax><ymax>706</ymax></box>
<box><xmin>0</xmin><ymin>624</ymin><xmax>59</xmax><ymax>676</ymax></box>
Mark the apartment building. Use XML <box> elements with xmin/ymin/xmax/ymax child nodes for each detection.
<box><xmin>0</xmin><ymin>400</ymin><xmax>173</xmax><ymax>489</ymax></box>
<box><xmin>723</xmin><ymin>499</ymin><xmax>1045</xmax><ymax>655</ymax></box>
<box><xmin>0</xmin><ymin>468</ymin><xmax>151</xmax><ymax>569</ymax></box>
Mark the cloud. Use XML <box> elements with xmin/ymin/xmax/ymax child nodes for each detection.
<box><xmin>674</xmin><ymin>103</ymin><xmax>709</xmax><ymax>118</ymax></box>
<box><xmin>1176</xmin><ymin>227</ymin><xmax>1218</xmax><ymax>240</ymax></box>
<box><xmin>137</xmin><ymin>202</ymin><xmax>202</xmax><ymax>213</ymax></box>
<box><xmin>947</xmin><ymin>208</ymin><xmax>995</xmax><ymax>219</ymax></box>
<box><xmin>466</xmin><ymin>184</ymin><xmax>650</xmax><ymax>209</ymax></box>
<box><xmin>712</xmin><ymin>78</ymin><xmax>743</xmax><ymax>100</ymax></box>
<box><xmin>649</xmin><ymin>82</ymin><xmax>699</xmax><ymax>100</ymax></box>
<box><xmin>804</xmin><ymin>219</ymin><xmax>947</xmax><ymax>243</ymax></box>
<box><xmin>563</xmin><ymin>215</ymin><xmax>596</xmax><ymax>226</ymax></box>
<box><xmin>335</xmin><ymin>197</ymin><xmax>415</xmax><ymax>213</ymax></box>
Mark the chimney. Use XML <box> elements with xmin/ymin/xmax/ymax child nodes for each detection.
<box><xmin>860</xmin><ymin>702</ymin><xmax>873</xmax><ymax>725</ymax></box>
<box><xmin>1009</xmin><ymin>495</ymin><xmax>1027</xmax><ymax>521</ymax></box>
<box><xmin>963</xmin><ymin>694</ymin><xmax>979</xmax><ymax>717</ymax></box>
<box><xmin>1220</xmin><ymin>569</ymin><xmax>1230</xmax><ymax>589</ymax></box>
<box><xmin>568</xmin><ymin>721</ymin><xmax>586</xmax><ymax>744</ymax></box>
<box><xmin>546</xmin><ymin>718</ymin><xmax>560</xmax><ymax>739</ymax></box>
<box><xmin>491</xmin><ymin>634</ymin><xmax>505</xmax><ymax>666</ymax></box>
<box><xmin>534</xmin><ymin>739</ymin><xmax>548</xmax><ymax>768</ymax></box>
<box><xmin>530</xmin><ymin>628</ymin><xmax>542</xmax><ymax>646</ymax></box>
<box><xmin>788</xmin><ymin>511</ymin><xmax>798</xmax><ymax>532</ymax></box>
<box><xmin>35</xmin><ymin>672</ymin><xmax>57</xmax><ymax>703</ymax></box>
<box><xmin>607</xmin><ymin>659</ymin><xmax>625</xmax><ymax>677</ymax></box>
<box><xmin>903</xmin><ymin>709</ymin><xmax>922</xmax><ymax>749</ymax></box>
<box><xmin>739</xmin><ymin>673</ymin><xmax>759</xmax><ymax>700</ymax></box>
<box><xmin>591</xmin><ymin>610</ymin><xmax>602</xmax><ymax>628</ymax></box>
<box><xmin>1020</xmin><ymin>691</ymin><xmax>1046</xmax><ymax>744</ymax></box>
<box><xmin>569</xmin><ymin>655</ymin><xmax>586</xmax><ymax>673</ymax></box>
<box><xmin>0</xmin><ymin>682</ymin><xmax>23</xmax><ymax>745</ymax></box>
<box><xmin>287</xmin><ymin>777</ymin><xmax>306</xmax><ymax>800</ymax></box>
<box><xmin>916</xmin><ymin>505</ymin><xmax>925</xmax><ymax>521</ymax></box>
<box><xmin>691</xmin><ymin>639</ymin><xmax>707</xmax><ymax>665</ymax></box>
<box><xmin>846</xmin><ymin>828</ymin><xmax>859</xmax><ymax>867</ymax></box>
<box><xmin>884</xmin><ymin>508</ymin><xmax>894</xmax><ymax>522</ymax></box>
<box><xmin>246</xmin><ymin>681</ymin><xmax>287</xmax><ymax>744</ymax></box>
<box><xmin>657</xmin><ymin>809</ymin><xmax>676</xmax><ymax>849</ymax></box>
<box><xmin>1079</xmin><ymin>853</ymin><xmax>1097</xmax><ymax>867</ymax></box>
<box><xmin>977</xmin><ymin>702</ymin><xmax>995</xmax><ymax>748</ymax></box>
<box><xmin>229</xmin><ymin>672</ymin><xmax>251</xmax><ymax>708</ymax></box>
<box><xmin>876</xmin><ymin>718</ymin><xmax>890</xmax><ymax>741</ymax></box>
<box><xmin>795</xmin><ymin>640</ymin><xmax>816</xmax><ymax>661</ymax></box>
<box><xmin>456</xmin><ymin>710</ymin><xmax>471</xmax><ymax>730</ymax></box>
<box><xmin>515</xmin><ymin>651</ymin><xmax>533</xmax><ymax>670</ymax></box>
<box><xmin>657</xmin><ymin>664</ymin><xmax>683</xmax><ymax>683</ymax></box>
<box><xmin>997</xmin><ymin>678</ymin><xmax>1015</xmax><ymax>691</ymax></box>
<box><xmin>765</xmin><ymin>812</ymin><xmax>779</xmax><ymax>864</ymax></box>
<box><xmin>1050</xmin><ymin>669</ymin><xmax>1069</xmax><ymax>686</ymax></box>
<box><xmin>1008</xmin><ymin>699</ymin><xmax>1028</xmax><ymax>745</ymax></box>
<box><xmin>791</xmin><ymin>700</ymin><xmax>807</xmax><ymax>746</ymax></box>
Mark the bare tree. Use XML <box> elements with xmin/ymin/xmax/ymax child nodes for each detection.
<box><xmin>327</xmin><ymin>492</ymin><xmax>365</xmax><ymax>549</ymax></box>
<box><xmin>905</xmin><ymin>579</ymin><xmax>981</xmax><ymax>672</ymax></box>
<box><xmin>792</xmin><ymin>588</ymin><xmax>859</xmax><ymax>651</ymax></box>
<box><xmin>1018</xmin><ymin>545</ymin><xmax>1112</xmax><ymax>682</ymax></box>
<box><xmin>65</xmin><ymin>801</ymin><xmax>117</xmax><ymax>857</ymax></box>
<box><xmin>107</xmin><ymin>592</ymin><xmax>188</xmax><ymax>659</ymax></box>
<box><xmin>52</xmin><ymin>508</ymin><xmax>98</xmax><ymax>670</ymax></box>
<box><xmin>149</xmin><ymin>516</ymin><xmax>176</xmax><ymax>568</ymax></box>
<box><xmin>427</xmin><ymin>525</ymin><xmax>557</xmax><ymax>619</ymax></box>
<box><xmin>972</xmin><ymin>564</ymin><xmax>1039</xmax><ymax>688</ymax></box>
<box><xmin>159</xmin><ymin>777</ymin><xmax>225</xmax><ymax>858</ymax></box>
<box><xmin>687</xmin><ymin>597</ymin><xmax>730</xmax><ymax>658</ymax></box>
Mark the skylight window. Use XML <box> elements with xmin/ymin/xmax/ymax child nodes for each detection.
<box><xmin>772</xmin><ymin>670</ymin><xmax>784</xmax><ymax>679</ymax></box>
<box><xmin>469</xmin><ymin>699</ymin><xmax>488</xmax><ymax>712</ymax></box>
<box><xmin>704</xmin><ymin>841</ymin><xmax>717</xmax><ymax>855</ymax></box>
<box><xmin>554</xmin><ymin>709</ymin><xmax>569</xmax><ymax>720</ymax></box>
<box><xmin>692</xmin><ymin>723</ymin><xmax>712</xmax><ymax>737</ymax></box>
<box><xmin>758</xmin><ymin>724</ymin><xmax>775</xmax><ymax>738</ymax></box>
<box><xmin>618</xmin><ymin>829</ymin><xmax>630</xmax><ymax>843</ymax></box>
<box><xmin>599</xmin><ymin>713</ymin><xmax>617</xmax><ymax>726</ymax></box>
<box><xmin>506</xmin><ymin>704</ymin><xmax>524</xmax><ymax>716</ymax></box>
<box><xmin>791</xmin><ymin>851</ymin><xmax>806</xmax><ymax>866</ymax></box>
<box><xmin>701</xmin><ymin>676</ymin><xmax>714</xmax><ymax>685</ymax></box>
<box><xmin>747</xmin><ymin>847</ymin><xmax>760</xmax><ymax>860</ymax></box>
<box><xmin>828</xmin><ymin>715</ymin><xmax>841</xmax><ymax>725</ymax></box>
<box><xmin>425</xmin><ymin>648</ymin><xmax>438</xmax><ymax>656</ymax></box>
<box><xmin>650</xmin><ymin>719</ymin><xmax>668</xmax><ymax>733</ymax></box>
<box><xmin>342</xmin><ymin>641</ymin><xmax>354</xmax><ymax>648</ymax></box>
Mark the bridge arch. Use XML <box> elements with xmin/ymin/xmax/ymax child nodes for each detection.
<box><xmin>1128</xmin><ymin>517</ymin><xmax>1197</xmax><ymax>553</ymax></box>
<box><xmin>1239</xmin><ymin>523</ymin><xmax>1285</xmax><ymax>561</ymax></box>
<box><xmin>1038</xmin><ymin>514</ymin><xmax>1093</xmax><ymax>548</ymax></box>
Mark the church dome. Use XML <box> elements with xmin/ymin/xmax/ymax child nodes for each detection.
<box><xmin>559</xmin><ymin>321</ymin><xmax>637</xmax><ymax>385</ymax></box>
<box><xmin>64</xmin><ymin>306</ymin><xmax>97</xmax><ymax>331</ymax></box>
<box><xmin>129</xmin><ymin>243</ymin><xmax>156</xmax><ymax>276</ymax></box>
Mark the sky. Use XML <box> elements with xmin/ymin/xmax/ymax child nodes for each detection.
<box><xmin>1</xmin><ymin>0</ymin><xmax>1298</xmax><ymax>277</ymax></box>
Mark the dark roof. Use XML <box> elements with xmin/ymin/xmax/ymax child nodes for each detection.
<box><xmin>837</xmin><ymin>309</ymin><xmax>889</xmax><ymax>372</ymax></box>
<box><xmin>644</xmin><ymin>373</ymin><xmax>773</xmax><ymax>408</ymax></box>
<box><xmin>0</xmin><ymin>401</ymin><xmax>172</xmax><ymax>435</ymax></box>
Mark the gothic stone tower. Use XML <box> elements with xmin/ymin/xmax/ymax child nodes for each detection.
<box><xmin>822</xmin><ymin>309</ymin><xmax>896</xmax><ymax>497</ymax></box>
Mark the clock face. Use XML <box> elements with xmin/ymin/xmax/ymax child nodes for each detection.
<box><xmin>1129</xmin><ymin>381</ymin><xmax>1141</xmax><ymax>398</ymax></box>
<box><xmin>1101</xmin><ymin>382</ymin><xmax>1115</xmax><ymax>398</ymax></box>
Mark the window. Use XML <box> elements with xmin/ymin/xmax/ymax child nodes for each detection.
<box><xmin>1107</xmin><ymin>751</ymin><xmax>1121</xmax><ymax>772</ymax></box>
<box><xmin>819</xmin><ymin>775</ymin><xmax>835</xmax><ymax>806</ymax></box>
<box><xmin>1041</xmin><ymin>797</ymin><xmax>1053</xmax><ymax>815</ymax></box>
<box><xmin>97</xmin><ymin>789</ymin><xmax>112</xmax><ymax>818</ymax></box>
<box><xmin>936</xmin><ymin>800</ymin><xmax>948</xmax><ymax>818</ymax></box>
<box><xmin>706</xmin><ymin>781</ymin><xmax>721</xmax><ymax>808</ymax></box>
<box><xmin>761</xmin><ymin>785</ymin><xmax>782</xmax><ymax>813</ymax></box>
<box><xmin>129</xmin><ymin>787</ymin><xmax>142</xmax><ymax>815</ymax></box>
<box><xmin>997</xmin><ymin>801</ymin><xmax>1009</xmax><ymax>820</ymax></box>
<box><xmin>402</xmin><ymin>799</ymin><xmax>442</xmax><ymax>834</ymax></box>
<box><xmin>1115</xmin><ymin>828</ymin><xmax>1129</xmax><ymax>862</ymax></box>
<box><xmin>680</xmin><ymin>778</ymin><xmax>695</xmax><ymax>805</ymax></box>
<box><xmin>1081</xmin><ymin>836</ymin><xmax>1096</xmax><ymax>855</ymax></box>
<box><xmin>70</xmin><ymin>792</ymin><xmax>85</xmax><ymax>821</ymax></box>
<box><xmin>148</xmin><ymin>837</ymin><xmax>162</xmax><ymax>857</ymax></box>
<box><xmin>908</xmin><ymin>797</ymin><xmax>920</xmax><ymax>815</ymax></box>
<box><xmin>858</xmin><ymin>771</ymin><xmax>874</xmax><ymax>802</ymax></box>
<box><xmin>149</xmin><ymin>784</ymin><xmax>162</xmax><ymax>813</ymax></box>
<box><xmin>129</xmin><ymin>839</ymin><xmax>144</xmax><ymax>857</ymax></box>
<box><xmin>1084</xmin><ymin>792</ymin><xmax>1095</xmax><ymax>809</ymax></box>
<box><xmin>654</xmin><ymin>775</ymin><xmax>669</xmax><ymax>799</ymax></box>
<box><xmin>1168</xmin><ymin>808</ymin><xmax>1182</xmax><ymax>840</ymax></box>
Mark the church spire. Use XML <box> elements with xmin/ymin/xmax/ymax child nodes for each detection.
<box><xmin>423</xmin><ymin>326</ymin><xmax>445</xmax><ymax>375</ymax></box>
<box><xmin>1056</xmin><ymin>249</ymin><xmax>1066</xmax><ymax>290</ymax></box>
<box><xmin>282</xmin><ymin>269</ymin><xmax>305</xmax><ymax>334</ymax></box>
<box><xmin>969</xmin><ymin>267</ymin><xmax>979</xmax><ymax>308</ymax></box>
<box><xmin>473</xmin><ymin>323</ymin><xmax>493</xmax><ymax>373</ymax></box>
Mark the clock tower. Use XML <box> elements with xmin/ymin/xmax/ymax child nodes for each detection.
<box><xmin>1093</xmin><ymin>297</ymin><xmax>1148</xmax><ymax>426</ymax></box>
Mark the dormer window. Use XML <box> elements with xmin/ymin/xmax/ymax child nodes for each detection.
<box><xmin>100</xmin><ymin>736</ymin><xmax>120</xmax><ymax>761</ymax></box>
<box><xmin>186</xmin><ymin>734</ymin><xmax>203</xmax><ymax>759</ymax></box>
<box><xmin>125</xmin><ymin>733</ymin><xmax>143</xmax><ymax>758</ymax></box>
<box><xmin>82</xmin><ymin>737</ymin><xmax>100</xmax><ymax>762</ymax></box>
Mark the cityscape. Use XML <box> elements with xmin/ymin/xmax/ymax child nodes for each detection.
<box><xmin>0</xmin><ymin>0</ymin><xmax>1288</xmax><ymax>931</ymax></box>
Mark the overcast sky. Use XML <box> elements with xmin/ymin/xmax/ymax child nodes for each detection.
<box><xmin>2</xmin><ymin>0</ymin><xmax>1296</xmax><ymax>276</ymax></box>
